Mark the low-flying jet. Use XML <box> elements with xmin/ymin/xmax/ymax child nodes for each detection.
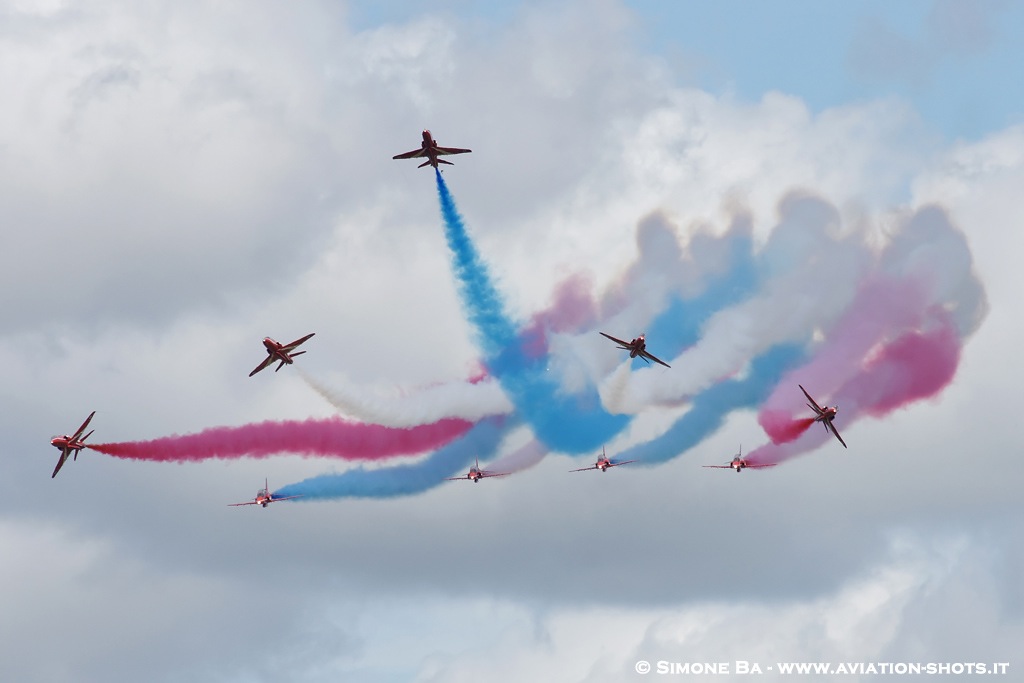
<box><xmin>392</xmin><ymin>130</ymin><xmax>472</xmax><ymax>169</ymax></box>
<box><xmin>800</xmin><ymin>384</ymin><xmax>847</xmax><ymax>448</ymax></box>
<box><xmin>49</xmin><ymin>411</ymin><xmax>96</xmax><ymax>478</ymax></box>
<box><xmin>599</xmin><ymin>332</ymin><xmax>671</xmax><ymax>368</ymax></box>
<box><xmin>249</xmin><ymin>333</ymin><xmax>315</xmax><ymax>377</ymax></box>
<box><xmin>228</xmin><ymin>479</ymin><xmax>303</xmax><ymax>508</ymax></box>
<box><xmin>703</xmin><ymin>446</ymin><xmax>776</xmax><ymax>473</ymax></box>
<box><xmin>570</xmin><ymin>446</ymin><xmax>635</xmax><ymax>472</ymax></box>
<box><xmin>446</xmin><ymin>457</ymin><xmax>508</xmax><ymax>483</ymax></box>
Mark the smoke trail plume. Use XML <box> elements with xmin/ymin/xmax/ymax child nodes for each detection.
<box><xmin>435</xmin><ymin>169</ymin><xmax>628</xmax><ymax>452</ymax></box>
<box><xmin>301</xmin><ymin>369</ymin><xmax>513</xmax><ymax>426</ymax></box>
<box><xmin>272</xmin><ymin>418</ymin><xmax>507</xmax><ymax>500</ymax></box>
<box><xmin>88</xmin><ymin>417</ymin><xmax>473</xmax><ymax>463</ymax></box>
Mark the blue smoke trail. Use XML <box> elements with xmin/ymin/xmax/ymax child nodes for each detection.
<box><xmin>619</xmin><ymin>343</ymin><xmax>806</xmax><ymax>465</ymax></box>
<box><xmin>644</xmin><ymin>229</ymin><xmax>759</xmax><ymax>361</ymax></box>
<box><xmin>436</xmin><ymin>170</ymin><xmax>628</xmax><ymax>452</ymax></box>
<box><xmin>274</xmin><ymin>418</ymin><xmax>506</xmax><ymax>500</ymax></box>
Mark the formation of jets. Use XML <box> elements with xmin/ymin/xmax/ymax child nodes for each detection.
<box><xmin>599</xmin><ymin>332</ymin><xmax>671</xmax><ymax>368</ymax></box>
<box><xmin>228</xmin><ymin>479</ymin><xmax>303</xmax><ymax>508</ymax></box>
<box><xmin>800</xmin><ymin>384</ymin><xmax>847</xmax><ymax>448</ymax></box>
<box><xmin>49</xmin><ymin>411</ymin><xmax>96</xmax><ymax>479</ymax></box>
<box><xmin>393</xmin><ymin>130</ymin><xmax>472</xmax><ymax>169</ymax></box>
<box><xmin>45</xmin><ymin>130</ymin><xmax>856</xmax><ymax>504</ymax></box>
<box><xmin>446</xmin><ymin>457</ymin><xmax>509</xmax><ymax>483</ymax></box>
<box><xmin>249</xmin><ymin>333</ymin><xmax>316</xmax><ymax>377</ymax></box>
<box><xmin>570</xmin><ymin>446</ymin><xmax>634</xmax><ymax>472</ymax></box>
<box><xmin>703</xmin><ymin>445</ymin><xmax>776</xmax><ymax>473</ymax></box>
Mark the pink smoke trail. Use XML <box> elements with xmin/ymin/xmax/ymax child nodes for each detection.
<box><xmin>758</xmin><ymin>276</ymin><xmax>929</xmax><ymax>437</ymax></box>
<box><xmin>761</xmin><ymin>414</ymin><xmax>816</xmax><ymax>444</ymax></box>
<box><xmin>747</xmin><ymin>310</ymin><xmax>960</xmax><ymax>465</ymax></box>
<box><xmin>88</xmin><ymin>417</ymin><xmax>473</xmax><ymax>463</ymax></box>
<box><xmin>486</xmin><ymin>439</ymin><xmax>548</xmax><ymax>474</ymax></box>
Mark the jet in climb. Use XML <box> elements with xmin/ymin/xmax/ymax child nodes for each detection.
<box><xmin>570</xmin><ymin>446</ymin><xmax>635</xmax><ymax>472</ymax></box>
<box><xmin>228</xmin><ymin>478</ymin><xmax>303</xmax><ymax>508</ymax></box>
<box><xmin>446</xmin><ymin>457</ymin><xmax>508</xmax><ymax>483</ymax></box>
<box><xmin>49</xmin><ymin>411</ymin><xmax>96</xmax><ymax>478</ymax></box>
<box><xmin>249</xmin><ymin>333</ymin><xmax>315</xmax><ymax>377</ymax></box>
<box><xmin>703</xmin><ymin>445</ymin><xmax>776</xmax><ymax>473</ymax></box>
<box><xmin>599</xmin><ymin>332</ymin><xmax>671</xmax><ymax>368</ymax></box>
<box><xmin>392</xmin><ymin>130</ymin><xmax>472</xmax><ymax>169</ymax></box>
<box><xmin>799</xmin><ymin>384</ymin><xmax>847</xmax><ymax>448</ymax></box>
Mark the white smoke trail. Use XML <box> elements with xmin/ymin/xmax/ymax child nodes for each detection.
<box><xmin>301</xmin><ymin>370</ymin><xmax>514</xmax><ymax>427</ymax></box>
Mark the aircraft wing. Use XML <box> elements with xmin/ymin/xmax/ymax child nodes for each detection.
<box><xmin>227</xmin><ymin>501</ymin><xmax>258</xmax><ymax>506</ymax></box>
<box><xmin>282</xmin><ymin>333</ymin><xmax>315</xmax><ymax>352</ymax></box>
<box><xmin>746</xmin><ymin>463</ymin><xmax>777</xmax><ymax>468</ymax></box>
<box><xmin>435</xmin><ymin>146</ymin><xmax>471</xmax><ymax>156</ymax></box>
<box><xmin>479</xmin><ymin>471</ymin><xmax>509</xmax><ymax>478</ymax></box>
<box><xmin>445</xmin><ymin>474</ymin><xmax>469</xmax><ymax>481</ymax></box>
<box><xmin>393</xmin><ymin>148</ymin><xmax>428</xmax><ymax>160</ymax></box>
<box><xmin>828</xmin><ymin>422</ymin><xmax>848</xmax><ymax>448</ymax></box>
<box><xmin>51</xmin><ymin>449</ymin><xmax>72</xmax><ymax>478</ymax></box>
<box><xmin>799</xmin><ymin>384</ymin><xmax>824</xmax><ymax>414</ymax></box>
<box><xmin>71</xmin><ymin>411</ymin><xmax>96</xmax><ymax>440</ymax></box>
<box><xmin>268</xmin><ymin>494</ymin><xmax>303</xmax><ymax>503</ymax></box>
<box><xmin>640</xmin><ymin>349</ymin><xmax>671</xmax><ymax>368</ymax></box>
<box><xmin>607</xmin><ymin>459</ymin><xmax>636</xmax><ymax>468</ymax></box>
<box><xmin>249</xmin><ymin>354</ymin><xmax>275</xmax><ymax>377</ymax></box>
<box><xmin>599</xmin><ymin>332</ymin><xmax>632</xmax><ymax>349</ymax></box>
<box><xmin>702</xmin><ymin>465</ymin><xmax>733</xmax><ymax>469</ymax></box>
<box><xmin>569</xmin><ymin>464</ymin><xmax>599</xmax><ymax>472</ymax></box>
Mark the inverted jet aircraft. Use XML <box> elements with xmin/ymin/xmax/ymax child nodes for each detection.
<box><xmin>446</xmin><ymin>457</ymin><xmax>508</xmax><ymax>483</ymax></box>
<box><xmin>570</xmin><ymin>446</ymin><xmax>635</xmax><ymax>472</ymax></box>
<box><xmin>599</xmin><ymin>332</ymin><xmax>671</xmax><ymax>368</ymax></box>
<box><xmin>249</xmin><ymin>333</ymin><xmax>315</xmax><ymax>377</ymax></box>
<box><xmin>228</xmin><ymin>478</ymin><xmax>303</xmax><ymax>508</ymax></box>
<box><xmin>49</xmin><ymin>411</ymin><xmax>96</xmax><ymax>478</ymax></box>
<box><xmin>392</xmin><ymin>130</ymin><xmax>472</xmax><ymax>169</ymax></box>
<box><xmin>703</xmin><ymin>445</ymin><xmax>776</xmax><ymax>473</ymax></box>
<box><xmin>799</xmin><ymin>384</ymin><xmax>847</xmax><ymax>448</ymax></box>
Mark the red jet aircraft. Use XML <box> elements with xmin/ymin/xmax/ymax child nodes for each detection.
<box><xmin>228</xmin><ymin>478</ymin><xmax>303</xmax><ymax>508</ymax></box>
<box><xmin>446</xmin><ymin>457</ymin><xmax>508</xmax><ymax>483</ymax></box>
<box><xmin>49</xmin><ymin>411</ymin><xmax>96</xmax><ymax>478</ymax></box>
<box><xmin>800</xmin><ymin>384</ymin><xmax>847</xmax><ymax>448</ymax></box>
<box><xmin>392</xmin><ymin>130</ymin><xmax>472</xmax><ymax>169</ymax></box>
<box><xmin>703</xmin><ymin>446</ymin><xmax>776</xmax><ymax>473</ymax></box>
<box><xmin>599</xmin><ymin>332</ymin><xmax>671</xmax><ymax>368</ymax></box>
<box><xmin>249</xmin><ymin>333</ymin><xmax>315</xmax><ymax>377</ymax></box>
<box><xmin>570</xmin><ymin>446</ymin><xmax>635</xmax><ymax>472</ymax></box>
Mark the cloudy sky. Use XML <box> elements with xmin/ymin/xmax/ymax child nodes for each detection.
<box><xmin>2</xmin><ymin>1</ymin><xmax>1022</xmax><ymax>681</ymax></box>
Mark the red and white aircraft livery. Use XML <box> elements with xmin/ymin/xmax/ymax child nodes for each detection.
<box><xmin>703</xmin><ymin>445</ymin><xmax>776</xmax><ymax>473</ymax></box>
<box><xmin>599</xmin><ymin>332</ymin><xmax>671</xmax><ymax>368</ymax></box>
<box><xmin>228</xmin><ymin>479</ymin><xmax>303</xmax><ymax>508</ymax></box>
<box><xmin>570</xmin><ymin>446</ymin><xmax>636</xmax><ymax>473</ymax></box>
<box><xmin>392</xmin><ymin>130</ymin><xmax>472</xmax><ymax>169</ymax></box>
<box><xmin>446</xmin><ymin>457</ymin><xmax>509</xmax><ymax>483</ymax></box>
<box><xmin>49</xmin><ymin>411</ymin><xmax>96</xmax><ymax>478</ymax></box>
<box><xmin>249</xmin><ymin>333</ymin><xmax>315</xmax><ymax>377</ymax></box>
<box><xmin>799</xmin><ymin>384</ymin><xmax>847</xmax><ymax>448</ymax></box>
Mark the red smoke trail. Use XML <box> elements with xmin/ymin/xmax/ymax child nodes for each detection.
<box><xmin>758</xmin><ymin>276</ymin><xmax>930</xmax><ymax>419</ymax></box>
<box><xmin>761</xmin><ymin>413</ymin><xmax>816</xmax><ymax>444</ymax></box>
<box><xmin>748</xmin><ymin>311</ymin><xmax>961</xmax><ymax>465</ymax></box>
<box><xmin>88</xmin><ymin>417</ymin><xmax>473</xmax><ymax>463</ymax></box>
<box><xmin>842</xmin><ymin>312</ymin><xmax>960</xmax><ymax>416</ymax></box>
